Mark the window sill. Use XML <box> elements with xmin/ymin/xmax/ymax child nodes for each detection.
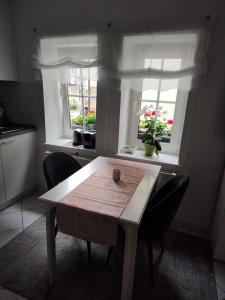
<box><xmin>44</xmin><ymin>139</ymin><xmax>182</xmax><ymax>169</ymax></box>
<box><xmin>116</xmin><ymin>149</ymin><xmax>181</xmax><ymax>169</ymax></box>
<box><xmin>44</xmin><ymin>138</ymin><xmax>97</xmax><ymax>158</ymax></box>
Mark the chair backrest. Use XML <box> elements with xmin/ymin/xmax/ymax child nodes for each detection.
<box><xmin>43</xmin><ymin>152</ymin><xmax>81</xmax><ymax>190</ymax></box>
<box><xmin>142</xmin><ymin>175</ymin><xmax>190</xmax><ymax>239</ymax></box>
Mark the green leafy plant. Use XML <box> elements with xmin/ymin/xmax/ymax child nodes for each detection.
<box><xmin>139</xmin><ymin>106</ymin><xmax>174</xmax><ymax>139</ymax></box>
<box><xmin>70</xmin><ymin>98</ymin><xmax>78</xmax><ymax>110</ymax></box>
<box><xmin>71</xmin><ymin>111</ymin><xmax>96</xmax><ymax>129</ymax></box>
<box><xmin>72</xmin><ymin>114</ymin><xmax>83</xmax><ymax>125</ymax></box>
<box><xmin>86</xmin><ymin>112</ymin><xmax>96</xmax><ymax>124</ymax></box>
<box><xmin>142</xmin><ymin>121</ymin><xmax>161</xmax><ymax>155</ymax></box>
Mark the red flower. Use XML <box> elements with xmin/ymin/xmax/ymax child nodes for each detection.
<box><xmin>167</xmin><ymin>119</ymin><xmax>173</xmax><ymax>125</ymax></box>
<box><xmin>151</xmin><ymin>111</ymin><xmax>156</xmax><ymax>116</ymax></box>
<box><xmin>144</xmin><ymin>112</ymin><xmax>150</xmax><ymax>117</ymax></box>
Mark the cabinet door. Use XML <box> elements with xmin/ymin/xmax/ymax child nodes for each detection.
<box><xmin>1</xmin><ymin>132</ymin><xmax>36</xmax><ymax>201</ymax></box>
<box><xmin>0</xmin><ymin>0</ymin><xmax>16</xmax><ymax>81</ymax></box>
<box><xmin>0</xmin><ymin>154</ymin><xmax>5</xmax><ymax>205</ymax></box>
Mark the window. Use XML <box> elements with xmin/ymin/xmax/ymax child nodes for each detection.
<box><xmin>137</xmin><ymin>58</ymin><xmax>186</xmax><ymax>153</ymax></box>
<box><xmin>63</xmin><ymin>68</ymin><xmax>97</xmax><ymax>135</ymax></box>
<box><xmin>119</xmin><ymin>33</ymin><xmax>197</xmax><ymax>155</ymax></box>
<box><xmin>39</xmin><ymin>31</ymin><xmax>205</xmax><ymax>157</ymax></box>
<box><xmin>50</xmin><ymin>34</ymin><xmax>98</xmax><ymax>139</ymax></box>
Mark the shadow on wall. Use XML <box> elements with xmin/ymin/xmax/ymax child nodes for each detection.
<box><xmin>0</xmin><ymin>80</ymin><xmax>46</xmax><ymax>191</ymax></box>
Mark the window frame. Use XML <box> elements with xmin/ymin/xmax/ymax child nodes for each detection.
<box><xmin>121</xmin><ymin>38</ymin><xmax>193</xmax><ymax>155</ymax></box>
<box><xmin>127</xmin><ymin>90</ymin><xmax>188</xmax><ymax>154</ymax></box>
<box><xmin>61</xmin><ymin>70</ymin><xmax>97</xmax><ymax>139</ymax></box>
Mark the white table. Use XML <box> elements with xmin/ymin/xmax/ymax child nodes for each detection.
<box><xmin>39</xmin><ymin>156</ymin><xmax>161</xmax><ymax>300</ymax></box>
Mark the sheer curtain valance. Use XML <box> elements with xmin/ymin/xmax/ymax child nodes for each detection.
<box><xmin>35</xmin><ymin>28</ymin><xmax>209</xmax><ymax>91</ymax></box>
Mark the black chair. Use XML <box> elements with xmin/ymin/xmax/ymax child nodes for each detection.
<box><xmin>139</xmin><ymin>174</ymin><xmax>189</xmax><ymax>284</ymax></box>
<box><xmin>43</xmin><ymin>152</ymin><xmax>92</xmax><ymax>263</ymax></box>
<box><xmin>43</xmin><ymin>152</ymin><xmax>82</xmax><ymax>190</ymax></box>
<box><xmin>107</xmin><ymin>174</ymin><xmax>189</xmax><ymax>283</ymax></box>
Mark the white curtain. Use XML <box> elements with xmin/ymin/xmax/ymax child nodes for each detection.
<box><xmin>35</xmin><ymin>29</ymin><xmax>209</xmax><ymax>91</ymax></box>
<box><xmin>37</xmin><ymin>34</ymin><xmax>98</xmax><ymax>84</ymax></box>
<box><xmin>118</xmin><ymin>31</ymin><xmax>207</xmax><ymax>92</ymax></box>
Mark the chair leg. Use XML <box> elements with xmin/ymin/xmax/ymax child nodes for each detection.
<box><xmin>147</xmin><ymin>239</ymin><xmax>154</xmax><ymax>285</ymax></box>
<box><xmin>87</xmin><ymin>241</ymin><xmax>92</xmax><ymax>264</ymax></box>
<box><xmin>106</xmin><ymin>246</ymin><xmax>113</xmax><ymax>265</ymax></box>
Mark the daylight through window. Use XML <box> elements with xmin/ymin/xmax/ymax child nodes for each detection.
<box><xmin>66</xmin><ymin>68</ymin><xmax>97</xmax><ymax>131</ymax></box>
<box><xmin>139</xmin><ymin>58</ymin><xmax>181</xmax><ymax>144</ymax></box>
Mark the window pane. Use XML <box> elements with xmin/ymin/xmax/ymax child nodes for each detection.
<box><xmin>140</xmin><ymin>101</ymin><xmax>156</xmax><ymax>116</ymax></box>
<box><xmin>142</xmin><ymin>78</ymin><xmax>159</xmax><ymax>100</ymax></box>
<box><xmin>138</xmin><ymin>102</ymin><xmax>156</xmax><ymax>136</ymax></box>
<box><xmin>159</xmin><ymin>88</ymin><xmax>178</xmax><ymax>101</ymax></box>
<box><xmin>69</xmin><ymin>69</ymin><xmax>76</xmax><ymax>85</ymax></box>
<box><xmin>69</xmin><ymin>96</ymin><xmax>82</xmax><ymax>126</ymax></box>
<box><xmin>159</xmin><ymin>78</ymin><xmax>179</xmax><ymax>101</ymax></box>
<box><xmin>68</xmin><ymin>85</ymin><xmax>80</xmax><ymax>95</ymax></box>
<box><xmin>81</xmin><ymin>97</ymin><xmax>97</xmax><ymax>112</ymax></box>
<box><xmin>82</xmin><ymin>81</ymin><xmax>89</xmax><ymax>96</ymax></box>
<box><xmin>69</xmin><ymin>80</ymin><xmax>97</xmax><ymax>97</ymax></box>
<box><xmin>89</xmin><ymin>84</ymin><xmax>97</xmax><ymax>97</ymax></box>
<box><xmin>151</xmin><ymin>59</ymin><xmax>162</xmax><ymax>69</ymax></box>
<box><xmin>142</xmin><ymin>89</ymin><xmax>158</xmax><ymax>100</ymax></box>
<box><xmin>145</xmin><ymin>59</ymin><xmax>162</xmax><ymax>69</ymax></box>
<box><xmin>89</xmin><ymin>98</ymin><xmax>96</xmax><ymax>112</ymax></box>
<box><xmin>157</xmin><ymin>102</ymin><xmax>175</xmax><ymax>121</ymax></box>
<box><xmin>138</xmin><ymin>101</ymin><xmax>175</xmax><ymax>142</ymax></box>
<box><xmin>156</xmin><ymin>103</ymin><xmax>175</xmax><ymax>141</ymax></box>
<box><xmin>163</xmin><ymin>59</ymin><xmax>182</xmax><ymax>71</ymax></box>
<box><xmin>69</xmin><ymin>95</ymin><xmax>97</xmax><ymax>129</ymax></box>
<box><xmin>69</xmin><ymin>96</ymin><xmax>81</xmax><ymax>113</ymax></box>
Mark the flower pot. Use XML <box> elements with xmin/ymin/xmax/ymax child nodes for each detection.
<box><xmin>144</xmin><ymin>143</ymin><xmax>156</xmax><ymax>156</ymax></box>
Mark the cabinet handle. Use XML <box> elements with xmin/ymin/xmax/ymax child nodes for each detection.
<box><xmin>0</xmin><ymin>139</ymin><xmax>15</xmax><ymax>145</ymax></box>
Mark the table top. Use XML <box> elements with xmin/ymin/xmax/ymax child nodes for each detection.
<box><xmin>39</xmin><ymin>156</ymin><xmax>161</xmax><ymax>225</ymax></box>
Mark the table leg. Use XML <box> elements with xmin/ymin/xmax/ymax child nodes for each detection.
<box><xmin>46</xmin><ymin>206</ymin><xmax>56</xmax><ymax>284</ymax></box>
<box><xmin>121</xmin><ymin>223</ymin><xmax>138</xmax><ymax>300</ymax></box>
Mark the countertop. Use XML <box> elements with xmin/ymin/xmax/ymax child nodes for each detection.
<box><xmin>0</xmin><ymin>124</ymin><xmax>36</xmax><ymax>139</ymax></box>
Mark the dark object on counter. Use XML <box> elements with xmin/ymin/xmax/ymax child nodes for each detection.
<box><xmin>83</xmin><ymin>130</ymin><xmax>96</xmax><ymax>149</ymax></box>
<box><xmin>0</xmin><ymin>104</ymin><xmax>9</xmax><ymax>126</ymax></box>
<box><xmin>73</xmin><ymin>129</ymin><xmax>83</xmax><ymax>146</ymax></box>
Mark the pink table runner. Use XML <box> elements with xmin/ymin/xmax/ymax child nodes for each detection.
<box><xmin>56</xmin><ymin>158</ymin><xmax>149</xmax><ymax>246</ymax></box>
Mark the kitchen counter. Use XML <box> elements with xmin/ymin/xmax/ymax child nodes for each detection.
<box><xmin>0</xmin><ymin>124</ymin><xmax>36</xmax><ymax>139</ymax></box>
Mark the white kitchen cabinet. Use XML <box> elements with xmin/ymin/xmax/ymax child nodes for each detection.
<box><xmin>0</xmin><ymin>0</ymin><xmax>16</xmax><ymax>81</ymax></box>
<box><xmin>0</xmin><ymin>131</ymin><xmax>36</xmax><ymax>206</ymax></box>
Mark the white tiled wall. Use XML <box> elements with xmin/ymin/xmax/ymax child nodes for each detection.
<box><xmin>0</xmin><ymin>192</ymin><xmax>45</xmax><ymax>249</ymax></box>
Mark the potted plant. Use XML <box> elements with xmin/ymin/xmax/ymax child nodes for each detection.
<box><xmin>142</xmin><ymin>121</ymin><xmax>161</xmax><ymax>156</ymax></box>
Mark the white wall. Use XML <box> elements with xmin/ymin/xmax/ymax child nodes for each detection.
<box><xmin>42</xmin><ymin>70</ymin><xmax>63</xmax><ymax>142</ymax></box>
<box><xmin>0</xmin><ymin>0</ymin><xmax>16</xmax><ymax>81</ymax></box>
<box><xmin>9</xmin><ymin>0</ymin><xmax>225</xmax><ymax>232</ymax></box>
